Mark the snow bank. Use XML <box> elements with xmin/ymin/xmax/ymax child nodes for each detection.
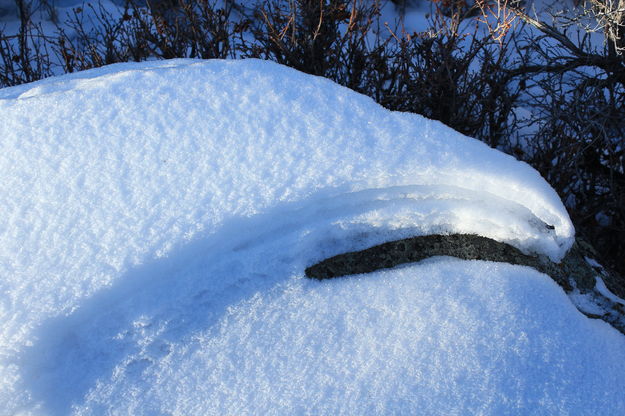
<box><xmin>1</xmin><ymin>59</ymin><xmax>620</xmax><ymax>415</ymax></box>
<box><xmin>40</xmin><ymin>260</ymin><xmax>625</xmax><ymax>415</ymax></box>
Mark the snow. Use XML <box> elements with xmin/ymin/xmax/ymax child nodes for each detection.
<box><xmin>0</xmin><ymin>58</ymin><xmax>622</xmax><ymax>415</ymax></box>
<box><xmin>44</xmin><ymin>260</ymin><xmax>625</xmax><ymax>415</ymax></box>
<box><xmin>595</xmin><ymin>275</ymin><xmax>625</xmax><ymax>306</ymax></box>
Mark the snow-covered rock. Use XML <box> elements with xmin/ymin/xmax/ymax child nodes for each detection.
<box><xmin>0</xmin><ymin>59</ymin><xmax>623</xmax><ymax>415</ymax></box>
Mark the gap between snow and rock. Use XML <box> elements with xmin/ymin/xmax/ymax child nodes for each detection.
<box><xmin>306</xmin><ymin>234</ymin><xmax>625</xmax><ymax>335</ymax></box>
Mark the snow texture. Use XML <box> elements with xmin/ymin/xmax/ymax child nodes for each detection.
<box><xmin>0</xmin><ymin>59</ymin><xmax>622</xmax><ymax>415</ymax></box>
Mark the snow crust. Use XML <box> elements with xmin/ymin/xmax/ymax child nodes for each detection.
<box><xmin>0</xmin><ymin>59</ymin><xmax>620</xmax><ymax>415</ymax></box>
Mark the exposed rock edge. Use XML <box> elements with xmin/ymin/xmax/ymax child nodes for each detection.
<box><xmin>305</xmin><ymin>234</ymin><xmax>625</xmax><ymax>335</ymax></box>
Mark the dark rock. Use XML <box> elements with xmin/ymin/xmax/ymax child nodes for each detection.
<box><xmin>306</xmin><ymin>234</ymin><xmax>625</xmax><ymax>335</ymax></box>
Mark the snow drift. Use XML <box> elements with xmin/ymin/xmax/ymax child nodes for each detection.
<box><xmin>0</xmin><ymin>59</ymin><xmax>622</xmax><ymax>415</ymax></box>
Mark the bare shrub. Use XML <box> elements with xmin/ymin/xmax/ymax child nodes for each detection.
<box><xmin>0</xmin><ymin>0</ymin><xmax>53</xmax><ymax>85</ymax></box>
<box><xmin>502</xmin><ymin>1</ymin><xmax>625</xmax><ymax>275</ymax></box>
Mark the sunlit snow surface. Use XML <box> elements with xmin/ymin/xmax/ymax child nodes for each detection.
<box><xmin>0</xmin><ymin>59</ymin><xmax>623</xmax><ymax>415</ymax></box>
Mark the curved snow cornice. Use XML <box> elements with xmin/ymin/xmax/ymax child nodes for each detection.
<box><xmin>0</xmin><ymin>59</ymin><xmax>573</xmax><ymax>264</ymax></box>
<box><xmin>0</xmin><ymin>59</ymin><xmax>576</xmax><ymax>327</ymax></box>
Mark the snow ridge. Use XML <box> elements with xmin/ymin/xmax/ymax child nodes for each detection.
<box><xmin>2</xmin><ymin>59</ymin><xmax>620</xmax><ymax>416</ymax></box>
